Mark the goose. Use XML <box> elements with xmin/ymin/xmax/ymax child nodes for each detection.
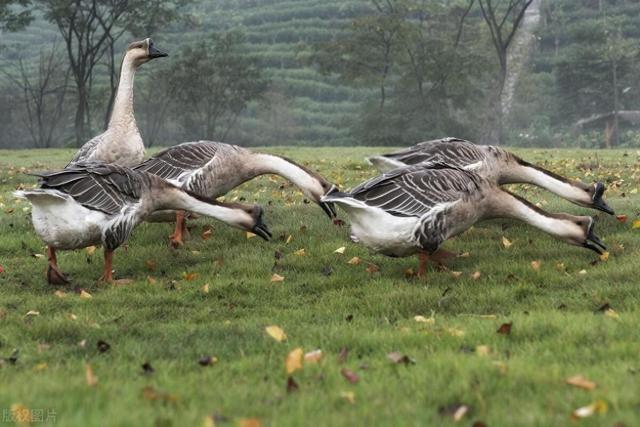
<box><xmin>68</xmin><ymin>38</ymin><xmax>168</xmax><ymax>167</ymax></box>
<box><xmin>135</xmin><ymin>141</ymin><xmax>338</xmax><ymax>246</ymax></box>
<box><xmin>321</xmin><ymin>163</ymin><xmax>606</xmax><ymax>277</ymax></box>
<box><xmin>15</xmin><ymin>163</ymin><xmax>271</xmax><ymax>285</ymax></box>
<box><xmin>367</xmin><ymin>137</ymin><xmax>614</xmax><ymax>215</ymax></box>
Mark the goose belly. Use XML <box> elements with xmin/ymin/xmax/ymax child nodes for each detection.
<box><xmin>347</xmin><ymin>207</ymin><xmax>420</xmax><ymax>257</ymax></box>
<box><xmin>30</xmin><ymin>198</ymin><xmax>106</xmax><ymax>250</ymax></box>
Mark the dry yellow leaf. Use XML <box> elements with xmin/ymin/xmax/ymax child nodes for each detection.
<box><xmin>531</xmin><ymin>260</ymin><xmax>541</xmax><ymax>270</ymax></box>
<box><xmin>202</xmin><ymin>284</ymin><xmax>210</xmax><ymax>293</ymax></box>
<box><xmin>566</xmin><ymin>375</ymin><xmax>597</xmax><ymax>390</ymax></box>
<box><xmin>453</xmin><ymin>405</ymin><xmax>469</xmax><ymax>422</ymax></box>
<box><xmin>571</xmin><ymin>400</ymin><xmax>607</xmax><ymax>419</ymax></box>
<box><xmin>25</xmin><ymin>310</ymin><xmax>39</xmax><ymax>317</ymax></box>
<box><xmin>502</xmin><ymin>236</ymin><xmax>512</xmax><ymax>248</ymax></box>
<box><xmin>475</xmin><ymin>345</ymin><xmax>490</xmax><ymax>356</ymax></box>
<box><xmin>265</xmin><ymin>325</ymin><xmax>287</xmax><ymax>342</ymax></box>
<box><xmin>304</xmin><ymin>349</ymin><xmax>323</xmax><ymax>363</ymax></box>
<box><xmin>54</xmin><ymin>290</ymin><xmax>66</xmax><ymax>298</ymax></box>
<box><xmin>246</xmin><ymin>231</ymin><xmax>256</xmax><ymax>239</ymax></box>
<box><xmin>471</xmin><ymin>271</ymin><xmax>481</xmax><ymax>280</ymax></box>
<box><xmin>238</xmin><ymin>418</ymin><xmax>262</xmax><ymax>427</ymax></box>
<box><xmin>11</xmin><ymin>403</ymin><xmax>31</xmax><ymax>425</ymax></box>
<box><xmin>458</xmin><ymin>251</ymin><xmax>470</xmax><ymax>258</ymax></box>
<box><xmin>86</xmin><ymin>246</ymin><xmax>96</xmax><ymax>256</ymax></box>
<box><xmin>414</xmin><ymin>314</ymin><xmax>435</xmax><ymax>324</ymax></box>
<box><xmin>80</xmin><ymin>290</ymin><xmax>92</xmax><ymax>299</ymax></box>
<box><xmin>293</xmin><ymin>248</ymin><xmax>306</xmax><ymax>256</ymax></box>
<box><xmin>578</xmin><ymin>269</ymin><xmax>587</xmax><ymax>275</ymax></box>
<box><xmin>285</xmin><ymin>235</ymin><xmax>293</xmax><ymax>244</ymax></box>
<box><xmin>201</xmin><ymin>415</ymin><xmax>215</xmax><ymax>427</ymax></box>
<box><xmin>68</xmin><ymin>313</ymin><xmax>77</xmax><ymax>321</ymax></box>
<box><xmin>85</xmin><ymin>363</ymin><xmax>98</xmax><ymax>386</ymax></box>
<box><xmin>270</xmin><ymin>273</ymin><xmax>285</xmax><ymax>283</ymax></box>
<box><xmin>599</xmin><ymin>251</ymin><xmax>609</xmax><ymax>261</ymax></box>
<box><xmin>604</xmin><ymin>308</ymin><xmax>620</xmax><ymax>319</ymax></box>
<box><xmin>285</xmin><ymin>347</ymin><xmax>304</xmax><ymax>374</ymax></box>
<box><xmin>555</xmin><ymin>262</ymin><xmax>565</xmax><ymax>272</ymax></box>
<box><xmin>340</xmin><ymin>391</ymin><xmax>355</xmax><ymax>404</ymax></box>
<box><xmin>451</xmin><ymin>271</ymin><xmax>463</xmax><ymax>278</ymax></box>
<box><xmin>365</xmin><ymin>263</ymin><xmax>380</xmax><ymax>273</ymax></box>
<box><xmin>632</xmin><ymin>219</ymin><xmax>640</xmax><ymax>229</ymax></box>
<box><xmin>347</xmin><ymin>256</ymin><xmax>361</xmax><ymax>265</ymax></box>
<box><xmin>447</xmin><ymin>327</ymin><xmax>465</xmax><ymax>337</ymax></box>
<box><xmin>334</xmin><ymin>246</ymin><xmax>346</xmax><ymax>254</ymax></box>
<box><xmin>147</xmin><ymin>276</ymin><xmax>157</xmax><ymax>284</ymax></box>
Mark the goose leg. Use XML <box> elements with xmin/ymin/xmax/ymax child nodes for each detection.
<box><xmin>169</xmin><ymin>210</ymin><xmax>186</xmax><ymax>248</ymax></box>
<box><xmin>417</xmin><ymin>252</ymin><xmax>429</xmax><ymax>278</ymax></box>
<box><xmin>429</xmin><ymin>249</ymin><xmax>457</xmax><ymax>267</ymax></box>
<box><xmin>100</xmin><ymin>249</ymin><xmax>114</xmax><ymax>283</ymax></box>
<box><xmin>47</xmin><ymin>246</ymin><xmax>69</xmax><ymax>285</ymax></box>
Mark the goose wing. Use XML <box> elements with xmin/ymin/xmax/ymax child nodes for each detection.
<box><xmin>381</xmin><ymin>138</ymin><xmax>487</xmax><ymax>167</ymax></box>
<box><xmin>347</xmin><ymin>164</ymin><xmax>484</xmax><ymax>218</ymax></box>
<box><xmin>135</xmin><ymin>141</ymin><xmax>240</xmax><ymax>181</ymax></box>
<box><xmin>33</xmin><ymin>162</ymin><xmax>148</xmax><ymax>215</ymax></box>
<box><xmin>66</xmin><ymin>134</ymin><xmax>104</xmax><ymax>167</ymax></box>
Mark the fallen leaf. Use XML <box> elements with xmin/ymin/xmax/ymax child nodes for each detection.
<box><xmin>293</xmin><ymin>248</ymin><xmax>306</xmax><ymax>256</ymax></box>
<box><xmin>446</xmin><ymin>327</ymin><xmax>465</xmax><ymax>337</ymax></box>
<box><xmin>341</xmin><ymin>368</ymin><xmax>359</xmax><ymax>384</ymax></box>
<box><xmin>34</xmin><ymin>362</ymin><xmax>47</xmax><ymax>372</ymax></box>
<box><xmin>475</xmin><ymin>345</ymin><xmax>491</xmax><ymax>356</ymax></box>
<box><xmin>25</xmin><ymin>310</ymin><xmax>40</xmax><ymax>317</ymax></box>
<box><xmin>198</xmin><ymin>356</ymin><xmax>218</xmax><ymax>366</ymax></box>
<box><xmin>85</xmin><ymin>363</ymin><xmax>98</xmax><ymax>386</ymax></box>
<box><xmin>144</xmin><ymin>260</ymin><xmax>156</xmax><ymax>271</ymax></box>
<box><xmin>86</xmin><ymin>246</ymin><xmax>96</xmax><ymax>256</ymax></box>
<box><xmin>578</xmin><ymin>269</ymin><xmax>587</xmax><ymax>275</ymax></box>
<box><xmin>571</xmin><ymin>400</ymin><xmax>607</xmax><ymax>419</ymax></box>
<box><xmin>238</xmin><ymin>419</ymin><xmax>262</xmax><ymax>427</ymax></box>
<box><xmin>265</xmin><ymin>325</ymin><xmax>287</xmax><ymax>342</ymax></box>
<box><xmin>531</xmin><ymin>260</ymin><xmax>541</xmax><ymax>270</ymax></box>
<box><xmin>632</xmin><ymin>219</ymin><xmax>640</xmax><ymax>229</ymax></box>
<box><xmin>555</xmin><ymin>262</ymin><xmax>566</xmax><ymax>272</ymax></box>
<box><xmin>0</xmin><ymin>265</ymin><xmax>4</xmax><ymax>274</ymax></box>
<box><xmin>54</xmin><ymin>290</ymin><xmax>66</xmax><ymax>298</ymax></box>
<box><xmin>414</xmin><ymin>314</ymin><xmax>435</xmax><ymax>324</ymax></box>
<box><xmin>147</xmin><ymin>276</ymin><xmax>157</xmax><ymax>284</ymax></box>
<box><xmin>450</xmin><ymin>271</ymin><xmax>463</xmax><ymax>278</ymax></box>
<box><xmin>80</xmin><ymin>290</ymin><xmax>92</xmax><ymax>299</ymax></box>
<box><xmin>285</xmin><ymin>348</ymin><xmax>303</xmax><ymax>374</ymax></box>
<box><xmin>11</xmin><ymin>403</ymin><xmax>31</xmax><ymax>425</ymax></box>
<box><xmin>142</xmin><ymin>386</ymin><xmax>178</xmax><ymax>404</ymax></box>
<box><xmin>497</xmin><ymin>322</ymin><xmax>512</xmax><ymax>335</ymax></box>
<box><xmin>439</xmin><ymin>403</ymin><xmax>470</xmax><ymax>422</ymax></box>
<box><xmin>365</xmin><ymin>263</ymin><xmax>380</xmax><ymax>273</ymax></box>
<box><xmin>604</xmin><ymin>308</ymin><xmax>620</xmax><ymax>319</ymax></box>
<box><xmin>404</xmin><ymin>268</ymin><xmax>415</xmax><ymax>278</ymax></box>
<box><xmin>458</xmin><ymin>252</ymin><xmax>470</xmax><ymax>258</ymax></box>
<box><xmin>347</xmin><ymin>256</ymin><xmax>361</xmax><ymax>265</ymax></box>
<box><xmin>201</xmin><ymin>228</ymin><xmax>213</xmax><ymax>240</ymax></box>
<box><xmin>246</xmin><ymin>232</ymin><xmax>256</xmax><ymax>239</ymax></box>
<box><xmin>270</xmin><ymin>273</ymin><xmax>285</xmax><ymax>283</ymax></box>
<box><xmin>183</xmin><ymin>272</ymin><xmax>198</xmax><ymax>281</ymax></box>
<box><xmin>285</xmin><ymin>235</ymin><xmax>293</xmax><ymax>244</ymax></box>
<box><xmin>202</xmin><ymin>416</ymin><xmax>215</xmax><ymax>427</ymax></box>
<box><xmin>304</xmin><ymin>349</ymin><xmax>323</xmax><ymax>363</ymax></box>
<box><xmin>566</xmin><ymin>375</ymin><xmax>597</xmax><ymax>390</ymax></box>
<box><xmin>471</xmin><ymin>271</ymin><xmax>481</xmax><ymax>280</ymax></box>
<box><xmin>599</xmin><ymin>251</ymin><xmax>609</xmax><ymax>261</ymax></box>
<box><xmin>387</xmin><ymin>351</ymin><xmax>415</xmax><ymax>365</ymax></box>
<box><xmin>340</xmin><ymin>391</ymin><xmax>355</xmax><ymax>404</ymax></box>
<box><xmin>502</xmin><ymin>236</ymin><xmax>512</xmax><ymax>248</ymax></box>
<box><xmin>97</xmin><ymin>340</ymin><xmax>110</xmax><ymax>353</ymax></box>
<box><xmin>615</xmin><ymin>214</ymin><xmax>627</xmax><ymax>223</ymax></box>
<box><xmin>68</xmin><ymin>313</ymin><xmax>77</xmax><ymax>321</ymax></box>
<box><xmin>334</xmin><ymin>246</ymin><xmax>346</xmax><ymax>254</ymax></box>
<box><xmin>202</xmin><ymin>283</ymin><xmax>209</xmax><ymax>293</ymax></box>
<box><xmin>286</xmin><ymin>376</ymin><xmax>299</xmax><ymax>393</ymax></box>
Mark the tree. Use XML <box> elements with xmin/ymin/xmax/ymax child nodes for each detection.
<box><xmin>2</xmin><ymin>43</ymin><xmax>70</xmax><ymax>148</ymax></box>
<box><xmin>168</xmin><ymin>31</ymin><xmax>268</xmax><ymax>141</ymax></box>
<box><xmin>0</xmin><ymin>0</ymin><xmax>31</xmax><ymax>31</ymax></box>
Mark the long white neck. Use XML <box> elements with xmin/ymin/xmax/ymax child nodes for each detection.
<box><xmin>160</xmin><ymin>189</ymin><xmax>242</xmax><ymax>229</ymax></box>
<box><xmin>108</xmin><ymin>55</ymin><xmax>137</xmax><ymax>129</ymax></box>
<box><xmin>486</xmin><ymin>191</ymin><xmax>574</xmax><ymax>238</ymax></box>
<box><xmin>509</xmin><ymin>159</ymin><xmax>589</xmax><ymax>205</ymax></box>
<box><xmin>249</xmin><ymin>152</ymin><xmax>320</xmax><ymax>197</ymax></box>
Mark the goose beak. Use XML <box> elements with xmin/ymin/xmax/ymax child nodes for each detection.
<box><xmin>583</xmin><ymin>217</ymin><xmax>607</xmax><ymax>255</ymax></box>
<box><xmin>252</xmin><ymin>218</ymin><xmax>272</xmax><ymax>241</ymax></box>
<box><xmin>591</xmin><ymin>182</ymin><xmax>614</xmax><ymax>215</ymax></box>
<box><xmin>148</xmin><ymin>44</ymin><xmax>168</xmax><ymax>59</ymax></box>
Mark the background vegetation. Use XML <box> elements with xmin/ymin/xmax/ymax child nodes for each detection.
<box><xmin>1</xmin><ymin>0</ymin><xmax>639</xmax><ymax>149</ymax></box>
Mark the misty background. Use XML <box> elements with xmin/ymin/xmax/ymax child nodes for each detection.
<box><xmin>0</xmin><ymin>0</ymin><xmax>639</xmax><ymax>150</ymax></box>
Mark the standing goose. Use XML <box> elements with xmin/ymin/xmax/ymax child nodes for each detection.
<box><xmin>367</xmin><ymin>137</ymin><xmax>614</xmax><ymax>215</ymax></box>
<box><xmin>322</xmin><ymin>163</ymin><xmax>606</xmax><ymax>277</ymax></box>
<box><xmin>15</xmin><ymin>163</ymin><xmax>271</xmax><ymax>284</ymax></box>
<box><xmin>135</xmin><ymin>141</ymin><xmax>338</xmax><ymax>246</ymax></box>
<box><xmin>68</xmin><ymin>38</ymin><xmax>168</xmax><ymax>167</ymax></box>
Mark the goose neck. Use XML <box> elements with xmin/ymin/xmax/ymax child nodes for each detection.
<box><xmin>108</xmin><ymin>55</ymin><xmax>137</xmax><ymax>129</ymax></box>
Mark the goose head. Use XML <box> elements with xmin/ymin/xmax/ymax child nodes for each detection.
<box><xmin>554</xmin><ymin>214</ymin><xmax>607</xmax><ymax>254</ymax></box>
<box><xmin>126</xmin><ymin>38</ymin><xmax>168</xmax><ymax>66</ymax></box>
<box><xmin>230</xmin><ymin>204</ymin><xmax>272</xmax><ymax>241</ymax></box>
<box><xmin>574</xmin><ymin>181</ymin><xmax>614</xmax><ymax>215</ymax></box>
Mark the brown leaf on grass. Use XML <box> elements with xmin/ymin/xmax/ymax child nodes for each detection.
<box><xmin>387</xmin><ymin>351</ymin><xmax>415</xmax><ymax>365</ymax></box>
<box><xmin>304</xmin><ymin>349</ymin><xmax>323</xmax><ymax>363</ymax></box>
<box><xmin>347</xmin><ymin>256</ymin><xmax>361</xmax><ymax>265</ymax></box>
<box><xmin>566</xmin><ymin>375</ymin><xmax>597</xmax><ymax>390</ymax></box>
<box><xmin>198</xmin><ymin>356</ymin><xmax>218</xmax><ymax>367</ymax></box>
<box><xmin>201</xmin><ymin>228</ymin><xmax>213</xmax><ymax>240</ymax></box>
<box><xmin>365</xmin><ymin>263</ymin><xmax>380</xmax><ymax>273</ymax></box>
<box><xmin>85</xmin><ymin>363</ymin><xmax>98</xmax><ymax>386</ymax></box>
<box><xmin>404</xmin><ymin>268</ymin><xmax>415</xmax><ymax>279</ymax></box>
<box><xmin>338</xmin><ymin>347</ymin><xmax>349</xmax><ymax>364</ymax></box>
<box><xmin>265</xmin><ymin>325</ymin><xmax>287</xmax><ymax>342</ymax></box>
<box><xmin>285</xmin><ymin>348</ymin><xmax>303</xmax><ymax>374</ymax></box>
<box><xmin>271</xmin><ymin>273</ymin><xmax>285</xmax><ymax>283</ymax></box>
<box><xmin>450</xmin><ymin>271</ymin><xmax>463</xmax><ymax>278</ymax></box>
<box><xmin>183</xmin><ymin>272</ymin><xmax>198</xmax><ymax>281</ymax></box>
<box><xmin>147</xmin><ymin>276</ymin><xmax>157</xmax><ymax>284</ymax></box>
<box><xmin>97</xmin><ymin>340</ymin><xmax>110</xmax><ymax>353</ymax></box>
<box><xmin>142</xmin><ymin>386</ymin><xmax>178</xmax><ymax>405</ymax></box>
<box><xmin>144</xmin><ymin>260</ymin><xmax>156</xmax><ymax>271</ymax></box>
<box><xmin>571</xmin><ymin>400</ymin><xmax>607</xmax><ymax>419</ymax></box>
<box><xmin>471</xmin><ymin>271</ymin><xmax>481</xmax><ymax>280</ymax></box>
<box><xmin>54</xmin><ymin>290</ymin><xmax>66</xmax><ymax>298</ymax></box>
<box><xmin>286</xmin><ymin>376</ymin><xmax>299</xmax><ymax>393</ymax></box>
<box><xmin>531</xmin><ymin>260</ymin><xmax>541</xmax><ymax>270</ymax></box>
<box><xmin>238</xmin><ymin>418</ymin><xmax>262</xmax><ymax>427</ymax></box>
<box><xmin>615</xmin><ymin>214</ymin><xmax>627</xmax><ymax>223</ymax></box>
<box><xmin>0</xmin><ymin>265</ymin><xmax>4</xmax><ymax>274</ymax></box>
<box><xmin>497</xmin><ymin>322</ymin><xmax>512</xmax><ymax>335</ymax></box>
<box><xmin>11</xmin><ymin>403</ymin><xmax>31</xmax><ymax>425</ymax></box>
<box><xmin>341</xmin><ymin>368</ymin><xmax>359</xmax><ymax>384</ymax></box>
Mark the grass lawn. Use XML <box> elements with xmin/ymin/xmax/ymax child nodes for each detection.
<box><xmin>0</xmin><ymin>146</ymin><xmax>638</xmax><ymax>427</ymax></box>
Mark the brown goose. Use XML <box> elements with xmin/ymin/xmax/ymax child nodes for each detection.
<box><xmin>68</xmin><ymin>38</ymin><xmax>168</xmax><ymax>167</ymax></box>
<box><xmin>15</xmin><ymin>163</ymin><xmax>270</xmax><ymax>284</ymax></box>
<box><xmin>367</xmin><ymin>137</ymin><xmax>614</xmax><ymax>215</ymax></box>
<box><xmin>135</xmin><ymin>141</ymin><xmax>337</xmax><ymax>246</ymax></box>
<box><xmin>322</xmin><ymin>163</ymin><xmax>606</xmax><ymax>277</ymax></box>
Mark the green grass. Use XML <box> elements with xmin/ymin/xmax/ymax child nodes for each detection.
<box><xmin>0</xmin><ymin>147</ymin><xmax>639</xmax><ymax>427</ymax></box>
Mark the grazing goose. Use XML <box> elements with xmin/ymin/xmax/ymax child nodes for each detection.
<box><xmin>68</xmin><ymin>38</ymin><xmax>168</xmax><ymax>167</ymax></box>
<box><xmin>135</xmin><ymin>141</ymin><xmax>337</xmax><ymax>246</ymax></box>
<box><xmin>322</xmin><ymin>164</ymin><xmax>606</xmax><ymax>277</ymax></box>
<box><xmin>367</xmin><ymin>137</ymin><xmax>614</xmax><ymax>215</ymax></box>
<box><xmin>15</xmin><ymin>163</ymin><xmax>271</xmax><ymax>284</ymax></box>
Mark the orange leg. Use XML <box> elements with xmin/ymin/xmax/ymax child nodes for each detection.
<box><xmin>101</xmin><ymin>249</ymin><xmax>114</xmax><ymax>283</ymax></box>
<box><xmin>417</xmin><ymin>252</ymin><xmax>429</xmax><ymax>278</ymax></box>
<box><xmin>429</xmin><ymin>249</ymin><xmax>457</xmax><ymax>267</ymax></box>
<box><xmin>46</xmin><ymin>246</ymin><xmax>69</xmax><ymax>285</ymax></box>
<box><xmin>169</xmin><ymin>211</ymin><xmax>186</xmax><ymax>248</ymax></box>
